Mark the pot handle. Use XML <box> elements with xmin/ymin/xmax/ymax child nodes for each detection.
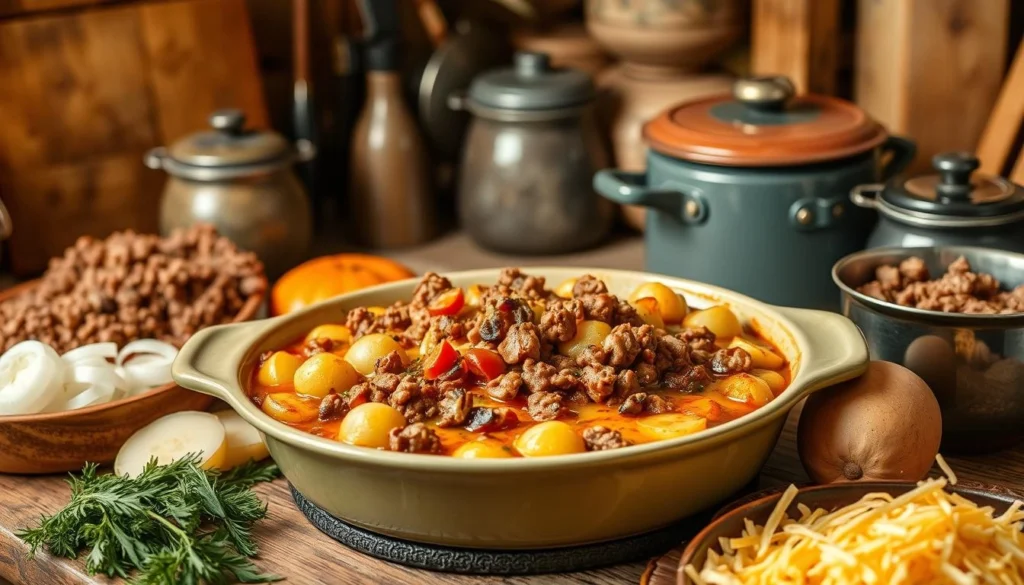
<box><xmin>850</xmin><ymin>183</ymin><xmax>884</xmax><ymax>209</ymax></box>
<box><xmin>144</xmin><ymin>147</ymin><xmax>168</xmax><ymax>170</ymax></box>
<box><xmin>774</xmin><ymin>306</ymin><xmax>869</xmax><ymax>404</ymax></box>
<box><xmin>880</xmin><ymin>135</ymin><xmax>916</xmax><ymax>179</ymax></box>
<box><xmin>171</xmin><ymin>319</ymin><xmax>276</xmax><ymax>402</ymax></box>
<box><xmin>593</xmin><ymin>169</ymin><xmax>707</xmax><ymax>223</ymax></box>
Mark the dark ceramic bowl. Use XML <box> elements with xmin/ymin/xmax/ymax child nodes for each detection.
<box><xmin>676</xmin><ymin>480</ymin><xmax>1024</xmax><ymax>585</ymax></box>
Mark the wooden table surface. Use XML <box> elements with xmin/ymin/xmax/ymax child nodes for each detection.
<box><xmin>2</xmin><ymin>233</ymin><xmax>1023</xmax><ymax>584</ymax></box>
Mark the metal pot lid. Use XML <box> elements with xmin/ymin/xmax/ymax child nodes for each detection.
<box><xmin>881</xmin><ymin>152</ymin><xmax>1024</xmax><ymax>218</ymax></box>
<box><xmin>466</xmin><ymin>51</ymin><xmax>594</xmax><ymax>112</ymax></box>
<box><xmin>643</xmin><ymin>75</ymin><xmax>888</xmax><ymax>167</ymax></box>
<box><xmin>166</xmin><ymin>109</ymin><xmax>291</xmax><ymax>167</ymax></box>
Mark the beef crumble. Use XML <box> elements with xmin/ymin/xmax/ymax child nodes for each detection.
<box><xmin>858</xmin><ymin>256</ymin><xmax>1024</xmax><ymax>314</ymax></box>
<box><xmin>389</xmin><ymin>423</ymin><xmax>442</xmax><ymax>454</ymax></box>
<box><xmin>582</xmin><ymin>426</ymin><xmax>630</xmax><ymax>451</ymax></box>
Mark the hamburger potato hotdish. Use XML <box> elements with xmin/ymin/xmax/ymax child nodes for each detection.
<box><xmin>248</xmin><ymin>269</ymin><xmax>790</xmax><ymax>457</ymax></box>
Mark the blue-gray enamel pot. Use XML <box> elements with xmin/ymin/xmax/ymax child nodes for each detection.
<box><xmin>594</xmin><ymin>75</ymin><xmax>916</xmax><ymax>311</ymax></box>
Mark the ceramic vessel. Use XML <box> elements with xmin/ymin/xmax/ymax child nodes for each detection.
<box><xmin>833</xmin><ymin>246</ymin><xmax>1024</xmax><ymax>454</ymax></box>
<box><xmin>0</xmin><ymin>278</ymin><xmax>265</xmax><ymax>474</ymax></box>
<box><xmin>597</xmin><ymin>64</ymin><xmax>733</xmax><ymax>230</ymax></box>
<box><xmin>676</xmin><ymin>480</ymin><xmax>1024</xmax><ymax>584</ymax></box>
<box><xmin>852</xmin><ymin>152</ymin><xmax>1024</xmax><ymax>252</ymax></box>
<box><xmin>512</xmin><ymin>23</ymin><xmax>611</xmax><ymax>79</ymax></box>
<box><xmin>595</xmin><ymin>76</ymin><xmax>917</xmax><ymax>310</ymax></box>
<box><xmin>585</xmin><ymin>0</ymin><xmax>746</xmax><ymax>70</ymax></box>
<box><xmin>173</xmin><ymin>267</ymin><xmax>867</xmax><ymax>549</ymax></box>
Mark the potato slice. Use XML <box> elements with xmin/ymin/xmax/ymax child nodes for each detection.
<box><xmin>215</xmin><ymin>410</ymin><xmax>270</xmax><ymax>469</ymax></box>
<box><xmin>729</xmin><ymin>337</ymin><xmax>784</xmax><ymax>369</ymax></box>
<box><xmin>115</xmin><ymin>411</ymin><xmax>227</xmax><ymax>478</ymax></box>
<box><xmin>638</xmin><ymin>413</ymin><xmax>707</xmax><ymax>441</ymax></box>
<box><xmin>752</xmin><ymin>368</ymin><xmax>787</xmax><ymax>394</ymax></box>
<box><xmin>716</xmin><ymin>373</ymin><xmax>774</xmax><ymax>407</ymax></box>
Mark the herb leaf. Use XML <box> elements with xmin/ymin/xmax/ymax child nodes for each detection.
<box><xmin>17</xmin><ymin>456</ymin><xmax>281</xmax><ymax>585</ymax></box>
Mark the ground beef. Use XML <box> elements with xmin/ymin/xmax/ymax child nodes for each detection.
<box><xmin>581</xmin><ymin>365</ymin><xmax>617</xmax><ymax>403</ymax></box>
<box><xmin>403</xmin><ymin>306</ymin><xmax>432</xmax><ymax>342</ymax></box>
<box><xmin>578</xmin><ymin>293</ymin><xmax>617</xmax><ymax>323</ymax></box>
<box><xmin>0</xmin><ymin>225</ymin><xmax>265</xmax><ymax>354</ymax></box>
<box><xmin>635</xmin><ymin>362</ymin><xmax>659</xmax><ymax>386</ymax></box>
<box><xmin>437</xmin><ymin>387</ymin><xmax>472</xmax><ymax>427</ymax></box>
<box><xmin>345</xmin><ymin>307</ymin><xmax>381</xmax><ymax>338</ymax></box>
<box><xmin>496</xmin><ymin>267</ymin><xmax>548</xmax><ymax>300</ymax></box>
<box><xmin>614</xmin><ymin>300</ymin><xmax>646</xmax><ymax>327</ymax></box>
<box><xmin>345</xmin><ymin>383</ymin><xmax>371</xmax><ymax>408</ymax></box>
<box><xmin>521</xmin><ymin>359</ymin><xmax>580</xmax><ymax>394</ymax></box>
<box><xmin>421</xmin><ymin>315</ymin><xmax>467</xmax><ymax>351</ymax></box>
<box><xmin>379</xmin><ymin>302</ymin><xmax>412</xmax><ymax>331</ymax></box>
<box><xmin>655</xmin><ymin>334</ymin><xmax>691</xmax><ymax>374</ymax></box>
<box><xmin>614</xmin><ymin>369</ymin><xmax>640</xmax><ymax>398</ymax></box>
<box><xmin>603</xmin><ymin>324</ymin><xmax>641</xmax><ymax>368</ymax></box>
<box><xmin>548</xmin><ymin>353</ymin><xmax>577</xmax><ymax>371</ymax></box>
<box><xmin>857</xmin><ymin>256</ymin><xmax>1020</xmax><ymax>314</ymax></box>
<box><xmin>574</xmin><ymin>346</ymin><xmax>607</xmax><ymax>369</ymax></box>
<box><xmin>497</xmin><ymin>322</ymin><xmax>542</xmax><ymax>364</ymax></box>
<box><xmin>389</xmin><ymin>377</ymin><xmax>439</xmax><ymax>423</ymax></box>
<box><xmin>539</xmin><ymin>302</ymin><xmax>579</xmax><ymax>343</ymax></box>
<box><xmin>477</xmin><ymin>298</ymin><xmax>532</xmax><ymax>344</ymax></box>
<box><xmin>389</xmin><ymin>423</ymin><xmax>441</xmax><ymax>454</ymax></box>
<box><xmin>465</xmin><ymin>406</ymin><xmax>519</xmax><ymax>432</ymax></box>
<box><xmin>582</xmin><ymin>426</ymin><xmax>630</xmax><ymax>451</ymax></box>
<box><xmin>411</xmin><ymin>272</ymin><xmax>453</xmax><ymax>309</ymax></box>
<box><xmin>678</xmin><ymin>326</ymin><xmax>716</xmax><ymax>363</ymax></box>
<box><xmin>663</xmin><ymin>365</ymin><xmax>713</xmax><ymax>393</ymax></box>
<box><xmin>487</xmin><ymin>371</ymin><xmax>523</xmax><ymax>401</ymax></box>
<box><xmin>527</xmin><ymin>391</ymin><xmax>567</xmax><ymax>421</ymax></box>
<box><xmin>572</xmin><ymin>275</ymin><xmax>608</xmax><ymax>297</ymax></box>
<box><xmin>710</xmin><ymin>347</ymin><xmax>752</xmax><ymax>375</ymax></box>
<box><xmin>618</xmin><ymin>392</ymin><xmax>674</xmax><ymax>415</ymax></box>
<box><xmin>302</xmin><ymin>337</ymin><xmax>335</xmax><ymax>358</ymax></box>
<box><xmin>375</xmin><ymin>350</ymin><xmax>406</xmax><ymax>375</ymax></box>
<box><xmin>369</xmin><ymin>372</ymin><xmax>402</xmax><ymax>401</ymax></box>
<box><xmin>318</xmin><ymin>394</ymin><xmax>348</xmax><ymax>421</ymax></box>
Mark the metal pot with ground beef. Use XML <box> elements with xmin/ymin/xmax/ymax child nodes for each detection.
<box><xmin>594</xmin><ymin>75</ymin><xmax>916</xmax><ymax>310</ymax></box>
<box><xmin>833</xmin><ymin>246</ymin><xmax>1024</xmax><ymax>455</ymax></box>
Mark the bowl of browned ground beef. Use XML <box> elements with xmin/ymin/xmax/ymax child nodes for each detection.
<box><xmin>833</xmin><ymin>246</ymin><xmax>1024</xmax><ymax>454</ymax></box>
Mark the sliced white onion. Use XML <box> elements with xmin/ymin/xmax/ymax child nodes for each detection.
<box><xmin>61</xmin><ymin>342</ymin><xmax>118</xmax><ymax>365</ymax></box>
<box><xmin>117</xmin><ymin>340</ymin><xmax>177</xmax><ymax>367</ymax></box>
<box><xmin>122</xmin><ymin>360</ymin><xmax>173</xmax><ymax>390</ymax></box>
<box><xmin>67</xmin><ymin>364</ymin><xmax>127</xmax><ymax>390</ymax></box>
<box><xmin>64</xmin><ymin>383</ymin><xmax>116</xmax><ymax>410</ymax></box>
<box><xmin>0</xmin><ymin>341</ymin><xmax>65</xmax><ymax>415</ymax></box>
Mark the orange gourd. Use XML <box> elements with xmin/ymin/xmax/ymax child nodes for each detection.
<box><xmin>271</xmin><ymin>254</ymin><xmax>415</xmax><ymax>316</ymax></box>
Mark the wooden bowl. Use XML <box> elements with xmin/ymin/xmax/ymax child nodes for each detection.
<box><xmin>675</xmin><ymin>480</ymin><xmax>1024</xmax><ymax>584</ymax></box>
<box><xmin>0</xmin><ymin>278</ymin><xmax>266</xmax><ymax>474</ymax></box>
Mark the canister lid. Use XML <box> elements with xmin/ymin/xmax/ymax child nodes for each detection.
<box><xmin>643</xmin><ymin>75</ymin><xmax>889</xmax><ymax>167</ymax></box>
<box><xmin>466</xmin><ymin>51</ymin><xmax>594</xmax><ymax>112</ymax></box>
<box><xmin>167</xmin><ymin>110</ymin><xmax>292</xmax><ymax>168</ymax></box>
<box><xmin>881</xmin><ymin>152</ymin><xmax>1024</xmax><ymax>218</ymax></box>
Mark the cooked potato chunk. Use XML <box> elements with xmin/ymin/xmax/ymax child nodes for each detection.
<box><xmin>293</xmin><ymin>353</ymin><xmax>361</xmax><ymax>399</ymax></box>
<box><xmin>638</xmin><ymin>413</ymin><xmax>707</xmax><ymax>440</ymax></box>
<box><xmin>262</xmin><ymin>392</ymin><xmax>318</xmax><ymax>424</ymax></box>
<box><xmin>257</xmin><ymin>351</ymin><xmax>302</xmax><ymax>386</ymax></box>
<box><xmin>345</xmin><ymin>333</ymin><xmax>408</xmax><ymax>375</ymax></box>
<box><xmin>515</xmin><ymin>421</ymin><xmax>585</xmax><ymax>457</ymax></box>
<box><xmin>338</xmin><ymin>403</ymin><xmax>407</xmax><ymax>448</ymax></box>
<box><xmin>730</xmin><ymin>337</ymin><xmax>784</xmax><ymax>369</ymax></box>
<box><xmin>558</xmin><ymin>320</ymin><xmax>612</xmax><ymax>361</ymax></box>
<box><xmin>752</xmin><ymin>369</ymin><xmax>786</xmax><ymax>394</ymax></box>
<box><xmin>554</xmin><ymin>278</ymin><xmax>577</xmax><ymax>299</ymax></box>
<box><xmin>629</xmin><ymin>282</ymin><xmax>687</xmax><ymax>323</ymax></box>
<box><xmin>304</xmin><ymin>324</ymin><xmax>352</xmax><ymax>344</ymax></box>
<box><xmin>717</xmin><ymin>373</ymin><xmax>774</xmax><ymax>407</ymax></box>
<box><xmin>683</xmin><ymin>305</ymin><xmax>742</xmax><ymax>339</ymax></box>
<box><xmin>453</xmin><ymin>440</ymin><xmax>514</xmax><ymax>459</ymax></box>
<box><xmin>632</xmin><ymin>297</ymin><xmax>666</xmax><ymax>329</ymax></box>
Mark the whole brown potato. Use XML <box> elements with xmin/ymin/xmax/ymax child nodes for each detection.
<box><xmin>798</xmin><ymin>360</ymin><xmax>942</xmax><ymax>483</ymax></box>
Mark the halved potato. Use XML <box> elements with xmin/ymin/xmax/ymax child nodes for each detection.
<box><xmin>632</xmin><ymin>297</ymin><xmax>666</xmax><ymax>329</ymax></box>
<box><xmin>729</xmin><ymin>337</ymin><xmax>784</xmax><ymax>369</ymax></box>
<box><xmin>628</xmin><ymin>282</ymin><xmax>687</xmax><ymax>323</ymax></box>
<box><xmin>717</xmin><ymin>373</ymin><xmax>774</xmax><ymax>407</ymax></box>
<box><xmin>683</xmin><ymin>306</ymin><xmax>742</xmax><ymax>339</ymax></box>
<box><xmin>752</xmin><ymin>368</ymin><xmax>787</xmax><ymax>394</ymax></box>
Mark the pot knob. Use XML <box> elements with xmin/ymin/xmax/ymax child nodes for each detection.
<box><xmin>933</xmin><ymin>151</ymin><xmax>978</xmax><ymax>203</ymax></box>
<box><xmin>733</xmin><ymin>76</ymin><xmax>795</xmax><ymax>112</ymax></box>
<box><xmin>210</xmin><ymin>109</ymin><xmax>247</xmax><ymax>135</ymax></box>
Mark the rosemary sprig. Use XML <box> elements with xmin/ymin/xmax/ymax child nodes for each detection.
<box><xmin>17</xmin><ymin>456</ymin><xmax>282</xmax><ymax>585</ymax></box>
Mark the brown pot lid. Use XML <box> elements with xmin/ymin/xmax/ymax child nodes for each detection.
<box><xmin>643</xmin><ymin>76</ymin><xmax>889</xmax><ymax>167</ymax></box>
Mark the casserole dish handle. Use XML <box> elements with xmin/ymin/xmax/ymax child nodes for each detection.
<box><xmin>594</xmin><ymin>169</ymin><xmax>706</xmax><ymax>223</ymax></box>
<box><xmin>775</xmin><ymin>307</ymin><xmax>869</xmax><ymax>403</ymax></box>
<box><xmin>172</xmin><ymin>320</ymin><xmax>276</xmax><ymax>401</ymax></box>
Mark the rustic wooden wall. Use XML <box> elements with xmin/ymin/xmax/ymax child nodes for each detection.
<box><xmin>0</xmin><ymin>0</ymin><xmax>267</xmax><ymax>275</ymax></box>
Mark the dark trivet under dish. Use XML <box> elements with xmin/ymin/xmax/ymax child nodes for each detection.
<box><xmin>291</xmin><ymin>483</ymin><xmax>740</xmax><ymax>575</ymax></box>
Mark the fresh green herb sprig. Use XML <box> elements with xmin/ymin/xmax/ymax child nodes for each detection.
<box><xmin>18</xmin><ymin>456</ymin><xmax>282</xmax><ymax>585</ymax></box>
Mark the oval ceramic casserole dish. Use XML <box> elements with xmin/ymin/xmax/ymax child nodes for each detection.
<box><xmin>173</xmin><ymin>268</ymin><xmax>868</xmax><ymax>549</ymax></box>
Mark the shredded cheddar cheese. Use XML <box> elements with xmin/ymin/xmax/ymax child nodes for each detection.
<box><xmin>685</xmin><ymin>457</ymin><xmax>1024</xmax><ymax>585</ymax></box>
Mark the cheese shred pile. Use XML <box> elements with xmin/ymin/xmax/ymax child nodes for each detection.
<box><xmin>685</xmin><ymin>456</ymin><xmax>1024</xmax><ymax>585</ymax></box>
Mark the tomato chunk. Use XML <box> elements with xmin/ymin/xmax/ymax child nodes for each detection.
<box><xmin>428</xmin><ymin>288</ymin><xmax>465</xmax><ymax>316</ymax></box>
<box><xmin>423</xmin><ymin>340</ymin><xmax>459</xmax><ymax>380</ymax></box>
<box><xmin>464</xmin><ymin>348</ymin><xmax>506</xmax><ymax>381</ymax></box>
